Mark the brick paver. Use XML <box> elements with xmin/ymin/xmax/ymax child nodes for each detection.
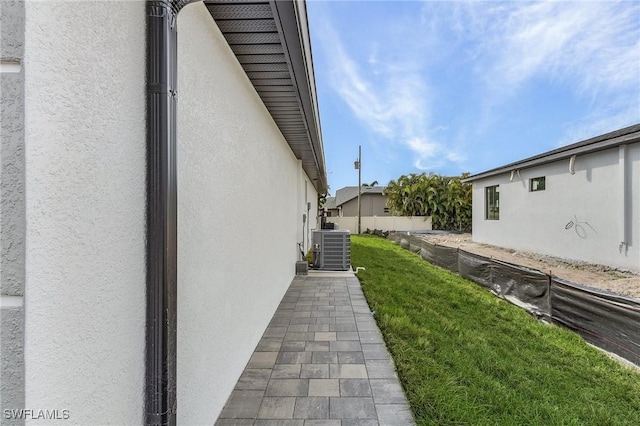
<box><xmin>216</xmin><ymin>271</ymin><xmax>415</xmax><ymax>426</ymax></box>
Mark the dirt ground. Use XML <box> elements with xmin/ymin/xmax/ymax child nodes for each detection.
<box><xmin>418</xmin><ymin>233</ymin><xmax>640</xmax><ymax>300</ymax></box>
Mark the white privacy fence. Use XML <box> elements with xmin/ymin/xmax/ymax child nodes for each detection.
<box><xmin>325</xmin><ymin>216</ymin><xmax>432</xmax><ymax>234</ymax></box>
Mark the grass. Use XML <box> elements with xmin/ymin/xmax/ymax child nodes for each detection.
<box><xmin>351</xmin><ymin>235</ymin><xmax>640</xmax><ymax>425</ymax></box>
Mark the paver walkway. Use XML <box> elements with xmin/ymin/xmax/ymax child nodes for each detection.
<box><xmin>215</xmin><ymin>270</ymin><xmax>415</xmax><ymax>426</ymax></box>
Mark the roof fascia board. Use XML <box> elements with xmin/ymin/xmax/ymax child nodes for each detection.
<box><xmin>270</xmin><ymin>0</ymin><xmax>327</xmax><ymax>193</ymax></box>
<box><xmin>464</xmin><ymin>125</ymin><xmax>640</xmax><ymax>182</ymax></box>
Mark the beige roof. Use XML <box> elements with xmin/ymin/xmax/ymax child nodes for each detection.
<box><xmin>334</xmin><ymin>186</ymin><xmax>386</xmax><ymax>207</ymax></box>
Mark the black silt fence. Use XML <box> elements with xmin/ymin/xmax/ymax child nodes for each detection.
<box><xmin>551</xmin><ymin>278</ymin><xmax>640</xmax><ymax>366</ymax></box>
<box><xmin>385</xmin><ymin>232</ymin><xmax>640</xmax><ymax>366</ymax></box>
<box><xmin>457</xmin><ymin>249</ymin><xmax>493</xmax><ymax>290</ymax></box>
<box><xmin>393</xmin><ymin>234</ymin><xmax>458</xmax><ymax>272</ymax></box>
<box><xmin>421</xmin><ymin>242</ymin><xmax>459</xmax><ymax>274</ymax></box>
<box><xmin>457</xmin><ymin>249</ymin><xmax>551</xmax><ymax>319</ymax></box>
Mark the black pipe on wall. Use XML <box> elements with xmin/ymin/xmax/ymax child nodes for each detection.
<box><xmin>145</xmin><ymin>1</ymin><xmax>197</xmax><ymax>424</ymax></box>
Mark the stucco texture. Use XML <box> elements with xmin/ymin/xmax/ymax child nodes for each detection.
<box><xmin>176</xmin><ymin>3</ymin><xmax>317</xmax><ymax>424</ymax></box>
<box><xmin>1</xmin><ymin>307</ymin><xmax>24</xmax><ymax>424</ymax></box>
<box><xmin>1</xmin><ymin>0</ymin><xmax>26</xmax><ymax>421</ymax></box>
<box><xmin>1</xmin><ymin>72</ymin><xmax>25</xmax><ymax>298</ymax></box>
<box><xmin>23</xmin><ymin>1</ymin><xmax>146</xmax><ymax>423</ymax></box>
<box><xmin>1</xmin><ymin>0</ymin><xmax>25</xmax><ymax>297</ymax></box>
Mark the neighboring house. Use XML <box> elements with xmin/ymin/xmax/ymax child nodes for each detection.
<box><xmin>324</xmin><ymin>186</ymin><xmax>432</xmax><ymax>233</ymax></box>
<box><xmin>330</xmin><ymin>186</ymin><xmax>390</xmax><ymax>217</ymax></box>
<box><xmin>464</xmin><ymin>124</ymin><xmax>640</xmax><ymax>273</ymax></box>
<box><xmin>323</xmin><ymin>195</ymin><xmax>339</xmax><ymax>217</ymax></box>
<box><xmin>1</xmin><ymin>1</ymin><xmax>326</xmax><ymax>424</ymax></box>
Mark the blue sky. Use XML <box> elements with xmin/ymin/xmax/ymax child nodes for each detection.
<box><xmin>306</xmin><ymin>0</ymin><xmax>640</xmax><ymax>193</ymax></box>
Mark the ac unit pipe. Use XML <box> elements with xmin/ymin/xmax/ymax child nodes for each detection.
<box><xmin>146</xmin><ymin>1</ymin><xmax>198</xmax><ymax>425</ymax></box>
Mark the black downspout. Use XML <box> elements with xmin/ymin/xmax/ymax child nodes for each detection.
<box><xmin>145</xmin><ymin>1</ymin><xmax>197</xmax><ymax>424</ymax></box>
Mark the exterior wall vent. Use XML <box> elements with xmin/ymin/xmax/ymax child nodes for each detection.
<box><xmin>313</xmin><ymin>230</ymin><xmax>351</xmax><ymax>271</ymax></box>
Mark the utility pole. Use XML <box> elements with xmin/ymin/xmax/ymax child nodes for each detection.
<box><xmin>354</xmin><ymin>145</ymin><xmax>362</xmax><ymax>234</ymax></box>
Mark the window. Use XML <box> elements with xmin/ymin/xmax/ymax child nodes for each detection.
<box><xmin>485</xmin><ymin>185</ymin><xmax>499</xmax><ymax>220</ymax></box>
<box><xmin>530</xmin><ymin>176</ymin><xmax>546</xmax><ymax>192</ymax></box>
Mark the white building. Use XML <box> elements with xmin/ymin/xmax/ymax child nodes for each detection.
<box><xmin>1</xmin><ymin>1</ymin><xmax>326</xmax><ymax>424</ymax></box>
<box><xmin>465</xmin><ymin>124</ymin><xmax>640</xmax><ymax>273</ymax></box>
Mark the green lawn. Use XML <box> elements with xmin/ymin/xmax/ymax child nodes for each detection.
<box><xmin>351</xmin><ymin>235</ymin><xmax>640</xmax><ymax>425</ymax></box>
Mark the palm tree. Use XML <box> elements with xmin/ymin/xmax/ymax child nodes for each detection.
<box><xmin>384</xmin><ymin>178</ymin><xmax>404</xmax><ymax>215</ymax></box>
<box><xmin>384</xmin><ymin>172</ymin><xmax>472</xmax><ymax>231</ymax></box>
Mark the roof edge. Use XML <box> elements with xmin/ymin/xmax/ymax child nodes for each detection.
<box><xmin>334</xmin><ymin>186</ymin><xmax>386</xmax><ymax>206</ymax></box>
<box><xmin>271</xmin><ymin>0</ymin><xmax>327</xmax><ymax>193</ymax></box>
<box><xmin>464</xmin><ymin>124</ymin><xmax>640</xmax><ymax>183</ymax></box>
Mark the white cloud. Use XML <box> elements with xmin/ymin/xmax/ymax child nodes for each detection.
<box><xmin>487</xmin><ymin>1</ymin><xmax>640</xmax><ymax>146</ymax></box>
<box><xmin>311</xmin><ymin>0</ymin><xmax>638</xmax><ymax>178</ymax></box>
<box><xmin>556</xmin><ymin>99</ymin><xmax>640</xmax><ymax>148</ymax></box>
<box><xmin>328</xmin><ymin>41</ymin><xmax>393</xmax><ymax>136</ymax></box>
<box><xmin>314</xmin><ymin>18</ymin><xmax>462</xmax><ymax>171</ymax></box>
<box><xmin>367</xmin><ymin>43</ymin><xmax>379</xmax><ymax>66</ymax></box>
<box><xmin>435</xmin><ymin>0</ymin><xmax>640</xmax><ymax>157</ymax></box>
<box><xmin>456</xmin><ymin>1</ymin><xmax>640</xmax><ymax>98</ymax></box>
<box><xmin>407</xmin><ymin>137</ymin><xmax>437</xmax><ymax>158</ymax></box>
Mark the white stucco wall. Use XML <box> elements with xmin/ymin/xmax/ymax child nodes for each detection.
<box><xmin>23</xmin><ymin>1</ymin><xmax>146</xmax><ymax>423</ymax></box>
<box><xmin>471</xmin><ymin>143</ymin><xmax>639</xmax><ymax>272</ymax></box>
<box><xmin>176</xmin><ymin>3</ymin><xmax>318</xmax><ymax>424</ymax></box>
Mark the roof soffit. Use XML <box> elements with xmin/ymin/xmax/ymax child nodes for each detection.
<box><xmin>204</xmin><ymin>0</ymin><xmax>327</xmax><ymax>193</ymax></box>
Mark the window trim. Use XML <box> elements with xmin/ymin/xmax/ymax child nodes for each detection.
<box><xmin>530</xmin><ymin>176</ymin><xmax>546</xmax><ymax>192</ymax></box>
<box><xmin>485</xmin><ymin>185</ymin><xmax>500</xmax><ymax>220</ymax></box>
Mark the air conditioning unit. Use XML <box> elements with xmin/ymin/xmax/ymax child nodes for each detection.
<box><xmin>313</xmin><ymin>230</ymin><xmax>351</xmax><ymax>271</ymax></box>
